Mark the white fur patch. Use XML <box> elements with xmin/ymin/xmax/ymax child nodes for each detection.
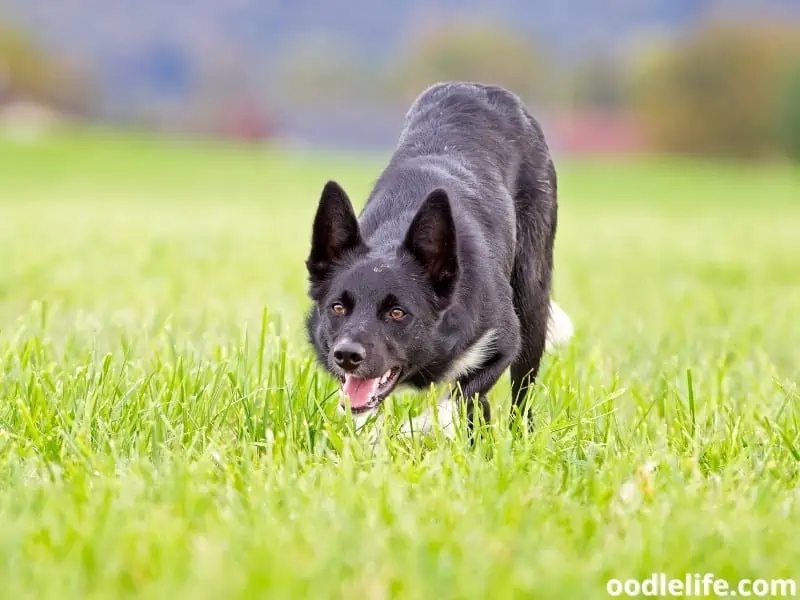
<box><xmin>444</xmin><ymin>328</ymin><xmax>498</xmax><ymax>382</ymax></box>
<box><xmin>337</xmin><ymin>404</ymin><xmax>383</xmax><ymax>446</ymax></box>
<box><xmin>352</xmin><ymin>409</ymin><xmax>377</xmax><ymax>430</ymax></box>
<box><xmin>545</xmin><ymin>300</ymin><xmax>574</xmax><ymax>352</ymax></box>
<box><xmin>336</xmin><ymin>402</ymin><xmax>380</xmax><ymax>429</ymax></box>
<box><xmin>400</xmin><ymin>396</ymin><xmax>457</xmax><ymax>440</ymax></box>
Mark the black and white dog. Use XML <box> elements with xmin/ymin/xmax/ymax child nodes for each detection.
<box><xmin>305</xmin><ymin>82</ymin><xmax>573</xmax><ymax>436</ymax></box>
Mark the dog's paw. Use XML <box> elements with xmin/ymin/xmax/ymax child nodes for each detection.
<box><xmin>399</xmin><ymin>398</ymin><xmax>457</xmax><ymax>440</ymax></box>
<box><xmin>545</xmin><ymin>300</ymin><xmax>574</xmax><ymax>352</ymax></box>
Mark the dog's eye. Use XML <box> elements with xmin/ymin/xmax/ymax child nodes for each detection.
<box><xmin>389</xmin><ymin>307</ymin><xmax>407</xmax><ymax>321</ymax></box>
<box><xmin>331</xmin><ymin>302</ymin><xmax>347</xmax><ymax>316</ymax></box>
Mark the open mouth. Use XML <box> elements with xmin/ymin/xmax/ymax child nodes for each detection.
<box><xmin>338</xmin><ymin>367</ymin><xmax>402</xmax><ymax>414</ymax></box>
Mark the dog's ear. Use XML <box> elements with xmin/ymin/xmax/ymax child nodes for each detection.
<box><xmin>306</xmin><ymin>180</ymin><xmax>362</xmax><ymax>285</ymax></box>
<box><xmin>403</xmin><ymin>188</ymin><xmax>458</xmax><ymax>297</ymax></box>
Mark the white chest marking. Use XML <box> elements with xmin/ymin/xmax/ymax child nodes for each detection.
<box><xmin>444</xmin><ymin>328</ymin><xmax>498</xmax><ymax>382</ymax></box>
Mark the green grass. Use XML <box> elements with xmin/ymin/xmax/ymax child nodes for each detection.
<box><xmin>0</xmin><ymin>130</ymin><xmax>798</xmax><ymax>599</ymax></box>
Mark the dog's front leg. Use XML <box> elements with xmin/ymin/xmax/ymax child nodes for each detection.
<box><xmin>453</xmin><ymin>348</ymin><xmax>517</xmax><ymax>430</ymax></box>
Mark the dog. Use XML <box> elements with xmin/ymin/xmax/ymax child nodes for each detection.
<box><xmin>305</xmin><ymin>82</ymin><xmax>572</xmax><ymax>435</ymax></box>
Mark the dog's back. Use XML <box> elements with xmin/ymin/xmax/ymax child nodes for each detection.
<box><xmin>361</xmin><ymin>81</ymin><xmax>552</xmax><ymax>264</ymax></box>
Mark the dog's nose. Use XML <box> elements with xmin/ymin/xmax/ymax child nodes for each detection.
<box><xmin>333</xmin><ymin>341</ymin><xmax>365</xmax><ymax>371</ymax></box>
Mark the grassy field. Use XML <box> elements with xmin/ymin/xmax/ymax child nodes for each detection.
<box><xmin>0</xmin><ymin>130</ymin><xmax>798</xmax><ymax>599</ymax></box>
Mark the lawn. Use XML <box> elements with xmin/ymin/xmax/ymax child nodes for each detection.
<box><xmin>0</xmin><ymin>130</ymin><xmax>798</xmax><ymax>599</ymax></box>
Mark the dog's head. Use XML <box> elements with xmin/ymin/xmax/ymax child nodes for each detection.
<box><xmin>305</xmin><ymin>180</ymin><xmax>458</xmax><ymax>414</ymax></box>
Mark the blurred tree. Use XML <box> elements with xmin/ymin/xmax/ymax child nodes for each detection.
<box><xmin>392</xmin><ymin>20</ymin><xmax>550</xmax><ymax>106</ymax></box>
<box><xmin>274</xmin><ymin>35</ymin><xmax>380</xmax><ymax>109</ymax></box>
<box><xmin>632</xmin><ymin>22</ymin><xmax>800</xmax><ymax>159</ymax></box>
<box><xmin>775</xmin><ymin>61</ymin><xmax>800</xmax><ymax>162</ymax></box>
<box><xmin>570</xmin><ymin>53</ymin><xmax>630</xmax><ymax>111</ymax></box>
<box><xmin>0</xmin><ymin>23</ymin><xmax>93</xmax><ymax>113</ymax></box>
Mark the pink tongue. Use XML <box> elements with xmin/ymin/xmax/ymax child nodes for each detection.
<box><xmin>341</xmin><ymin>375</ymin><xmax>380</xmax><ymax>408</ymax></box>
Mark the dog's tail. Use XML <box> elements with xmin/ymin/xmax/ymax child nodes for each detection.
<box><xmin>545</xmin><ymin>300</ymin><xmax>574</xmax><ymax>352</ymax></box>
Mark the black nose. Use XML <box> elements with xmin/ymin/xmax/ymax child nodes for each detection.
<box><xmin>333</xmin><ymin>341</ymin><xmax>365</xmax><ymax>371</ymax></box>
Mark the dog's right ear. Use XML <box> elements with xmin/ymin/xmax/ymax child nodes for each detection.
<box><xmin>306</xmin><ymin>180</ymin><xmax>362</xmax><ymax>285</ymax></box>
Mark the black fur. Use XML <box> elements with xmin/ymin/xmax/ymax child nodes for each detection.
<box><xmin>305</xmin><ymin>82</ymin><xmax>558</xmax><ymax>427</ymax></box>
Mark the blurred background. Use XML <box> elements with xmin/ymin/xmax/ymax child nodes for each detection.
<box><xmin>1</xmin><ymin>0</ymin><xmax>799</xmax><ymax>161</ymax></box>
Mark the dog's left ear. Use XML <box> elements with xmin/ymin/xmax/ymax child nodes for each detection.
<box><xmin>306</xmin><ymin>180</ymin><xmax>362</xmax><ymax>285</ymax></box>
<box><xmin>403</xmin><ymin>188</ymin><xmax>458</xmax><ymax>297</ymax></box>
